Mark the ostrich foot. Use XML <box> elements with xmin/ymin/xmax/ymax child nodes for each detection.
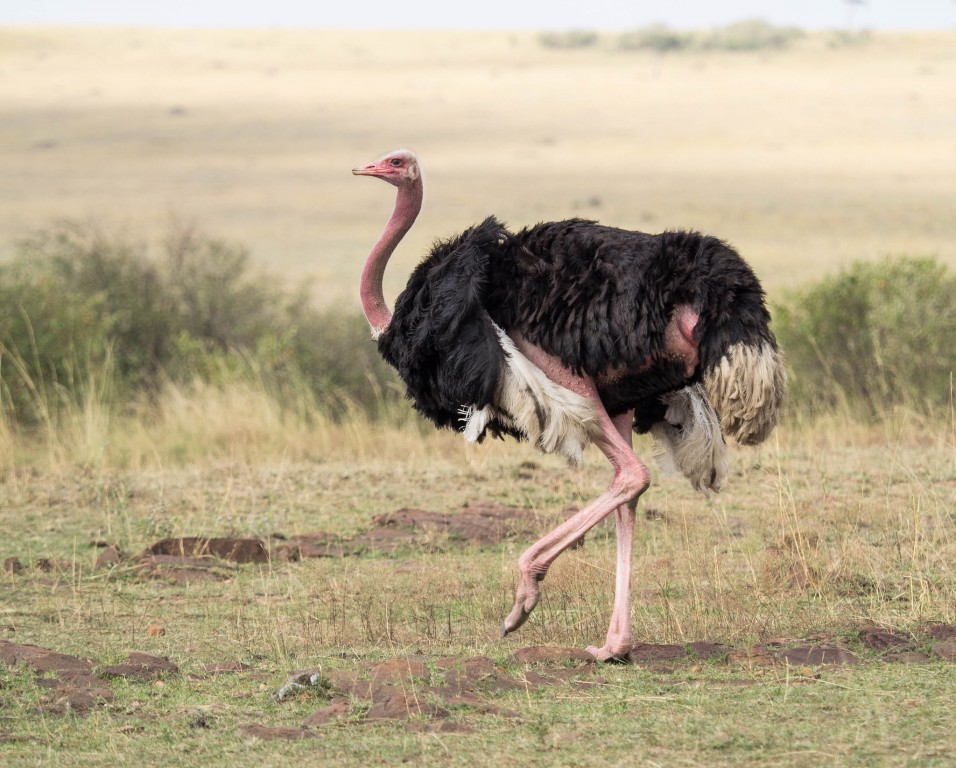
<box><xmin>585</xmin><ymin>642</ymin><xmax>633</xmax><ymax>662</ymax></box>
<box><xmin>500</xmin><ymin>571</ymin><xmax>543</xmax><ymax>637</ymax></box>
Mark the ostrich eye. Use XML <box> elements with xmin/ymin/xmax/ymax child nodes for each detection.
<box><xmin>390</xmin><ymin>158</ymin><xmax>403</xmax><ymax>167</ymax></box>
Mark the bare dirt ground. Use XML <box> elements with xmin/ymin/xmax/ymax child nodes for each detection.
<box><xmin>1</xmin><ymin>28</ymin><xmax>954</xmax><ymax>301</ymax></box>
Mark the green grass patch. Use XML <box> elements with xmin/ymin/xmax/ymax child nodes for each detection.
<box><xmin>1</xmin><ymin>422</ymin><xmax>954</xmax><ymax>765</ymax></box>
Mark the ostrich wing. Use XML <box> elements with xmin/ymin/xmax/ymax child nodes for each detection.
<box><xmin>378</xmin><ymin>216</ymin><xmax>511</xmax><ymax>432</ymax></box>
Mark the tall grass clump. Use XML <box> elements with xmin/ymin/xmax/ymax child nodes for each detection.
<box><xmin>0</xmin><ymin>220</ymin><xmax>403</xmax><ymax>440</ymax></box>
<box><xmin>772</xmin><ymin>255</ymin><xmax>955</xmax><ymax>418</ymax></box>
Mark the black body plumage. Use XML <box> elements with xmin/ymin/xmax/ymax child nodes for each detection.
<box><xmin>377</xmin><ymin>218</ymin><xmax>512</xmax><ymax>432</ymax></box>
<box><xmin>378</xmin><ymin>216</ymin><xmax>779</xmax><ymax>438</ymax></box>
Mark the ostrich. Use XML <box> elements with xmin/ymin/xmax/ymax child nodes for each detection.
<box><xmin>353</xmin><ymin>148</ymin><xmax>785</xmax><ymax>660</ymax></box>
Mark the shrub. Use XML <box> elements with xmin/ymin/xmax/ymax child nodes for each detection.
<box><xmin>772</xmin><ymin>256</ymin><xmax>956</xmax><ymax>416</ymax></box>
<box><xmin>8</xmin><ymin>222</ymin><xmax>173</xmax><ymax>390</ymax></box>
<box><xmin>697</xmin><ymin>19</ymin><xmax>805</xmax><ymax>51</ymax></box>
<box><xmin>617</xmin><ymin>25</ymin><xmax>691</xmax><ymax>54</ymax></box>
<box><xmin>0</xmin><ymin>221</ymin><xmax>402</xmax><ymax>426</ymax></box>
<box><xmin>613</xmin><ymin>21</ymin><xmax>805</xmax><ymax>56</ymax></box>
<box><xmin>538</xmin><ymin>31</ymin><xmax>599</xmax><ymax>50</ymax></box>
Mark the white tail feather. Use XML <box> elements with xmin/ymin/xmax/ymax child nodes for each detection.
<box><xmin>460</xmin><ymin>326</ymin><xmax>601</xmax><ymax>464</ymax></box>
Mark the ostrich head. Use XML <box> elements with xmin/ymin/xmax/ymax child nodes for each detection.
<box><xmin>352</xmin><ymin>148</ymin><xmax>421</xmax><ymax>187</ymax></box>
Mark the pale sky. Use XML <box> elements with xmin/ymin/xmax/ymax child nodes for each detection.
<box><xmin>2</xmin><ymin>0</ymin><xmax>955</xmax><ymax>30</ymax></box>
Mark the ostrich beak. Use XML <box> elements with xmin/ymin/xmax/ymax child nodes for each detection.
<box><xmin>352</xmin><ymin>164</ymin><xmax>379</xmax><ymax>176</ymax></box>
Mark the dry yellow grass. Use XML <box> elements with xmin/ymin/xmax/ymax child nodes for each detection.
<box><xmin>2</xmin><ymin>415</ymin><xmax>953</xmax><ymax>642</ymax></box>
<box><xmin>0</xmin><ymin>27</ymin><xmax>954</xmax><ymax>305</ymax></box>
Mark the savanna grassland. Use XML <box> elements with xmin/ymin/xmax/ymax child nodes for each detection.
<box><xmin>1</xmin><ymin>27</ymin><xmax>955</xmax><ymax>293</ymax></box>
<box><xmin>1</xmin><ymin>26</ymin><xmax>955</xmax><ymax>767</ymax></box>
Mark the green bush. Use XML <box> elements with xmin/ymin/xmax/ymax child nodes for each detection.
<box><xmin>0</xmin><ymin>221</ymin><xmax>401</xmax><ymax>425</ymax></box>
<box><xmin>617</xmin><ymin>25</ymin><xmax>692</xmax><ymax>53</ymax></box>
<box><xmin>697</xmin><ymin>19</ymin><xmax>805</xmax><ymax>51</ymax></box>
<box><xmin>773</xmin><ymin>256</ymin><xmax>956</xmax><ymax>416</ymax></box>
<box><xmin>613</xmin><ymin>21</ymin><xmax>805</xmax><ymax>55</ymax></box>
<box><xmin>8</xmin><ymin>222</ymin><xmax>173</xmax><ymax>391</ymax></box>
<box><xmin>537</xmin><ymin>31</ymin><xmax>599</xmax><ymax>50</ymax></box>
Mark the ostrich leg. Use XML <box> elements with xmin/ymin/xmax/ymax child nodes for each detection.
<box><xmin>586</xmin><ymin>411</ymin><xmax>638</xmax><ymax>660</ymax></box>
<box><xmin>500</xmin><ymin>344</ymin><xmax>649</xmax><ymax>658</ymax></box>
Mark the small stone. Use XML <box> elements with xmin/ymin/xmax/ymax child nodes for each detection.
<box><xmin>272</xmin><ymin>668</ymin><xmax>326</xmax><ymax>702</ymax></box>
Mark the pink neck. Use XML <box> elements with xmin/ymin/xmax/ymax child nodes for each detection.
<box><xmin>360</xmin><ymin>178</ymin><xmax>424</xmax><ymax>337</ymax></box>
